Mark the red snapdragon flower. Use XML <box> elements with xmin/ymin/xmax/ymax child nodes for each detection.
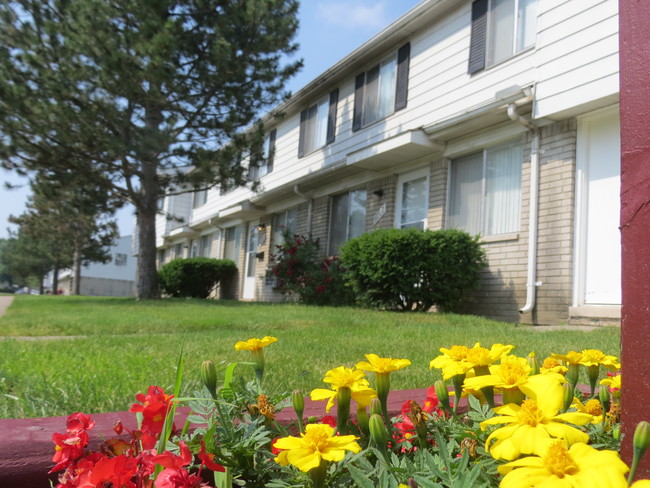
<box><xmin>88</xmin><ymin>454</ymin><xmax>139</xmax><ymax>488</ymax></box>
<box><xmin>129</xmin><ymin>386</ymin><xmax>174</xmax><ymax>437</ymax></box>
<box><xmin>153</xmin><ymin>442</ymin><xmax>208</xmax><ymax>488</ymax></box>
<box><xmin>198</xmin><ymin>441</ymin><xmax>225</xmax><ymax>472</ymax></box>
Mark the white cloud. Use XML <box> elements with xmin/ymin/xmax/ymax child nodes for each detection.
<box><xmin>316</xmin><ymin>1</ymin><xmax>389</xmax><ymax>31</ymax></box>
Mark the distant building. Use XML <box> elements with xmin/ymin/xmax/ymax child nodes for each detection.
<box><xmin>55</xmin><ymin>235</ymin><xmax>136</xmax><ymax>297</ymax></box>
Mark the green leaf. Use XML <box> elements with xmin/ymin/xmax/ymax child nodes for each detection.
<box><xmin>348</xmin><ymin>464</ymin><xmax>377</xmax><ymax>488</ymax></box>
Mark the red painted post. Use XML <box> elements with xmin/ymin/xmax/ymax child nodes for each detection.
<box><xmin>619</xmin><ymin>0</ymin><xmax>650</xmax><ymax>478</ymax></box>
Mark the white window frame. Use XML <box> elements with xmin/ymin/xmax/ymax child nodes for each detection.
<box><xmin>273</xmin><ymin>208</ymin><xmax>298</xmax><ymax>247</ymax></box>
<box><xmin>395</xmin><ymin>168</ymin><xmax>430</xmax><ymax>230</ymax></box>
<box><xmin>249</xmin><ymin>132</ymin><xmax>274</xmax><ymax>180</ymax></box>
<box><xmin>302</xmin><ymin>95</ymin><xmax>330</xmax><ymax>155</ymax></box>
<box><xmin>360</xmin><ymin>53</ymin><xmax>398</xmax><ymax>127</ymax></box>
<box><xmin>486</xmin><ymin>0</ymin><xmax>537</xmax><ymax>67</ymax></box>
<box><xmin>199</xmin><ymin>234</ymin><xmax>212</xmax><ymax>258</ymax></box>
<box><xmin>329</xmin><ymin>189</ymin><xmax>367</xmax><ymax>255</ymax></box>
<box><xmin>223</xmin><ymin>225</ymin><xmax>242</xmax><ymax>263</ymax></box>
<box><xmin>192</xmin><ymin>189</ymin><xmax>208</xmax><ymax>209</ymax></box>
<box><xmin>446</xmin><ymin>140</ymin><xmax>522</xmax><ymax>237</ymax></box>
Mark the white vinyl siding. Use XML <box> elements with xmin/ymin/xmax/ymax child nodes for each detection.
<box><xmin>448</xmin><ymin>141</ymin><xmax>522</xmax><ymax>236</ymax></box>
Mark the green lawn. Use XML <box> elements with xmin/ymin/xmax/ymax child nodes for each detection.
<box><xmin>0</xmin><ymin>295</ymin><xmax>620</xmax><ymax>419</ymax></box>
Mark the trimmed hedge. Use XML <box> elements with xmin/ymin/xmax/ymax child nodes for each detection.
<box><xmin>158</xmin><ymin>258</ymin><xmax>237</xmax><ymax>298</ymax></box>
<box><xmin>340</xmin><ymin>228</ymin><xmax>486</xmax><ymax>312</ymax></box>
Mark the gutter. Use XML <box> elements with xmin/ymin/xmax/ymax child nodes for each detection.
<box><xmin>293</xmin><ymin>185</ymin><xmax>313</xmax><ymax>235</ymax></box>
<box><xmin>507</xmin><ymin>103</ymin><xmax>541</xmax><ymax>315</ymax></box>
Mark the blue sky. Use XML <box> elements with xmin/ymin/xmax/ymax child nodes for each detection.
<box><xmin>0</xmin><ymin>0</ymin><xmax>422</xmax><ymax>239</ymax></box>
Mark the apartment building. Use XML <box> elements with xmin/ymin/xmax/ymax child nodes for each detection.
<box><xmin>155</xmin><ymin>0</ymin><xmax>620</xmax><ymax>325</ymax></box>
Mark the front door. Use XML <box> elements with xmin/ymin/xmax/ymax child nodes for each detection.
<box><xmin>577</xmin><ymin>108</ymin><xmax>621</xmax><ymax>305</ymax></box>
<box><xmin>242</xmin><ymin>224</ymin><xmax>259</xmax><ymax>300</ymax></box>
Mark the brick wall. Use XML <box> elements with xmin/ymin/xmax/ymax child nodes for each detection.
<box><xmin>456</xmin><ymin>120</ymin><xmax>577</xmax><ymax>324</ymax></box>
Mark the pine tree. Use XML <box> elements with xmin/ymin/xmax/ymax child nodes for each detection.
<box><xmin>0</xmin><ymin>0</ymin><xmax>301</xmax><ymax>298</ymax></box>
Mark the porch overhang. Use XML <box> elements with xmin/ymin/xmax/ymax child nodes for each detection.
<box><xmin>423</xmin><ymin>85</ymin><xmax>539</xmax><ymax>142</ymax></box>
<box><xmin>217</xmin><ymin>200</ymin><xmax>266</xmax><ymax>221</ymax></box>
<box><xmin>165</xmin><ymin>225</ymin><xmax>198</xmax><ymax>240</ymax></box>
<box><xmin>250</xmin><ymin>162</ymin><xmax>368</xmax><ymax>206</ymax></box>
<box><xmin>346</xmin><ymin>129</ymin><xmax>444</xmax><ymax>170</ymax></box>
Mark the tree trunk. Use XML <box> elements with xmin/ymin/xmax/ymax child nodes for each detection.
<box><xmin>135</xmin><ymin>103</ymin><xmax>163</xmax><ymax>300</ymax></box>
<box><xmin>52</xmin><ymin>264</ymin><xmax>59</xmax><ymax>294</ymax></box>
<box><xmin>72</xmin><ymin>243</ymin><xmax>82</xmax><ymax>295</ymax></box>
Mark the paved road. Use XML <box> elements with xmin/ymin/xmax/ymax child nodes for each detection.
<box><xmin>0</xmin><ymin>296</ymin><xmax>13</xmax><ymax>318</ymax></box>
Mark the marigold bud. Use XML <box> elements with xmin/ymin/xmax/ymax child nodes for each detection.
<box><xmin>369</xmin><ymin>413</ymin><xmax>388</xmax><ymax>449</ymax></box>
<box><xmin>634</xmin><ymin>421</ymin><xmax>650</xmax><ymax>454</ymax></box>
<box><xmin>201</xmin><ymin>360</ymin><xmax>218</xmax><ymax>398</ymax></box>
<box><xmin>434</xmin><ymin>380</ymin><xmax>452</xmax><ymax>413</ymax></box>
<box><xmin>292</xmin><ymin>390</ymin><xmax>304</xmax><ymax>418</ymax></box>
<box><xmin>562</xmin><ymin>383</ymin><xmax>573</xmax><ymax>413</ymax></box>
<box><xmin>407</xmin><ymin>479</ymin><xmax>419</xmax><ymax>488</ymax></box>
<box><xmin>526</xmin><ymin>352</ymin><xmax>539</xmax><ymax>375</ymax></box>
<box><xmin>369</xmin><ymin>397</ymin><xmax>383</xmax><ymax>417</ymax></box>
<box><xmin>598</xmin><ymin>386</ymin><xmax>610</xmax><ymax>415</ymax></box>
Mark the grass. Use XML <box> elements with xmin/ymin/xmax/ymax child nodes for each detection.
<box><xmin>0</xmin><ymin>295</ymin><xmax>620</xmax><ymax>419</ymax></box>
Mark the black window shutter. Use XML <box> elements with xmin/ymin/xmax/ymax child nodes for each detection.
<box><xmin>395</xmin><ymin>42</ymin><xmax>411</xmax><ymax>111</ymax></box>
<box><xmin>468</xmin><ymin>0</ymin><xmax>488</xmax><ymax>74</ymax></box>
<box><xmin>326</xmin><ymin>88</ymin><xmax>339</xmax><ymax>144</ymax></box>
<box><xmin>267</xmin><ymin>128</ymin><xmax>277</xmax><ymax>172</ymax></box>
<box><xmin>298</xmin><ymin>109</ymin><xmax>308</xmax><ymax>158</ymax></box>
<box><xmin>352</xmin><ymin>73</ymin><xmax>365</xmax><ymax>132</ymax></box>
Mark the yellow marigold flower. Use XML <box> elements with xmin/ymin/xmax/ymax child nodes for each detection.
<box><xmin>310</xmin><ymin>366</ymin><xmax>376</xmax><ymax>412</ymax></box>
<box><xmin>429</xmin><ymin>345</ymin><xmax>472</xmax><ymax>379</ymax></box>
<box><xmin>551</xmin><ymin>351</ymin><xmax>583</xmax><ymax>365</ymax></box>
<box><xmin>356</xmin><ymin>354</ymin><xmax>411</xmax><ymax>373</ymax></box>
<box><xmin>273</xmin><ymin>423</ymin><xmax>361</xmax><ymax>472</ymax></box>
<box><xmin>601</xmin><ymin>373</ymin><xmax>622</xmax><ymax>399</ymax></box>
<box><xmin>571</xmin><ymin>397</ymin><xmax>603</xmax><ymax>424</ymax></box>
<box><xmin>322</xmin><ymin>366</ymin><xmax>367</xmax><ymax>389</ymax></box>
<box><xmin>541</xmin><ymin>357</ymin><xmax>568</xmax><ymax>375</ymax></box>
<box><xmin>579</xmin><ymin>349</ymin><xmax>621</xmax><ymax>371</ymax></box>
<box><xmin>463</xmin><ymin>355</ymin><xmax>531</xmax><ymax>392</ymax></box>
<box><xmin>464</xmin><ymin>343</ymin><xmax>515</xmax><ymax>368</ymax></box>
<box><xmin>234</xmin><ymin>336</ymin><xmax>278</xmax><ymax>351</ymax></box>
<box><xmin>499</xmin><ymin>441</ymin><xmax>628</xmax><ymax>487</ymax></box>
<box><xmin>480</xmin><ymin>374</ymin><xmax>592</xmax><ymax>461</ymax></box>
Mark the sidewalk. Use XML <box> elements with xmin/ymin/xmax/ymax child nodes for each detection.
<box><xmin>0</xmin><ymin>296</ymin><xmax>13</xmax><ymax>317</ymax></box>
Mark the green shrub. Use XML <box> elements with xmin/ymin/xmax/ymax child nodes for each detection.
<box><xmin>158</xmin><ymin>257</ymin><xmax>237</xmax><ymax>298</ymax></box>
<box><xmin>341</xmin><ymin>228</ymin><xmax>486</xmax><ymax>312</ymax></box>
<box><xmin>268</xmin><ymin>230</ymin><xmax>354</xmax><ymax>306</ymax></box>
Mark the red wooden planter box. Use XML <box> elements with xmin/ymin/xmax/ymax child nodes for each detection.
<box><xmin>0</xmin><ymin>388</ymin><xmax>434</xmax><ymax>488</ymax></box>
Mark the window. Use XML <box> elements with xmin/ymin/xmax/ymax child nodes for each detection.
<box><xmin>199</xmin><ymin>234</ymin><xmax>213</xmax><ymax>257</ymax></box>
<box><xmin>468</xmin><ymin>0</ymin><xmax>537</xmax><ymax>73</ymax></box>
<box><xmin>249</xmin><ymin>129</ymin><xmax>277</xmax><ymax>180</ymax></box>
<box><xmin>298</xmin><ymin>89</ymin><xmax>338</xmax><ymax>157</ymax></box>
<box><xmin>115</xmin><ymin>253</ymin><xmax>128</xmax><ymax>266</ymax></box>
<box><xmin>174</xmin><ymin>243</ymin><xmax>183</xmax><ymax>259</ymax></box>
<box><xmin>396</xmin><ymin>168</ymin><xmax>429</xmax><ymax>230</ymax></box>
<box><xmin>190</xmin><ymin>240</ymin><xmax>198</xmax><ymax>257</ymax></box>
<box><xmin>329</xmin><ymin>189</ymin><xmax>367</xmax><ymax>255</ymax></box>
<box><xmin>353</xmin><ymin>42</ymin><xmax>410</xmax><ymax>131</ymax></box>
<box><xmin>223</xmin><ymin>226</ymin><xmax>241</xmax><ymax>263</ymax></box>
<box><xmin>273</xmin><ymin>208</ymin><xmax>298</xmax><ymax>246</ymax></box>
<box><xmin>192</xmin><ymin>189</ymin><xmax>207</xmax><ymax>208</ymax></box>
<box><xmin>447</xmin><ymin>140</ymin><xmax>522</xmax><ymax>236</ymax></box>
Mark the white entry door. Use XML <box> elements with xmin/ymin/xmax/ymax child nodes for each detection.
<box><xmin>576</xmin><ymin>108</ymin><xmax>621</xmax><ymax>305</ymax></box>
<box><xmin>242</xmin><ymin>224</ymin><xmax>259</xmax><ymax>300</ymax></box>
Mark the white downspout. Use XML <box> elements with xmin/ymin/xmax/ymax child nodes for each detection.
<box><xmin>507</xmin><ymin>103</ymin><xmax>540</xmax><ymax>315</ymax></box>
<box><xmin>293</xmin><ymin>185</ymin><xmax>313</xmax><ymax>234</ymax></box>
